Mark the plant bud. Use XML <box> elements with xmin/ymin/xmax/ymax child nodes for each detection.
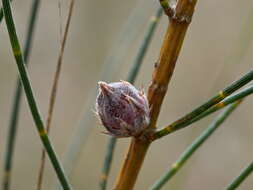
<box><xmin>95</xmin><ymin>80</ymin><xmax>150</xmax><ymax>137</ymax></box>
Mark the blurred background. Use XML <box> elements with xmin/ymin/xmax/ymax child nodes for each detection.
<box><xmin>1</xmin><ymin>0</ymin><xmax>253</xmax><ymax>189</ymax></box>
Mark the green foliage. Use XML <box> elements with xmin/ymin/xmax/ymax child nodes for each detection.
<box><xmin>1</xmin><ymin>0</ymin><xmax>72</xmax><ymax>189</ymax></box>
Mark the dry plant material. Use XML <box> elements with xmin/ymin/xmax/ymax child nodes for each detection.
<box><xmin>36</xmin><ymin>1</ymin><xmax>75</xmax><ymax>189</ymax></box>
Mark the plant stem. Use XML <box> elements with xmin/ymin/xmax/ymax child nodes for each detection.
<box><xmin>0</xmin><ymin>0</ymin><xmax>12</xmax><ymax>24</ymax></box>
<box><xmin>55</xmin><ymin>3</ymin><xmax>156</xmax><ymax>189</ymax></box>
<box><xmin>2</xmin><ymin>0</ymin><xmax>72</xmax><ymax>189</ymax></box>
<box><xmin>225</xmin><ymin>161</ymin><xmax>253</xmax><ymax>190</ymax></box>
<box><xmin>177</xmin><ymin>84</ymin><xmax>253</xmax><ymax>130</ymax></box>
<box><xmin>100</xmin><ymin>137</ymin><xmax>117</xmax><ymax>190</ymax></box>
<box><xmin>3</xmin><ymin>0</ymin><xmax>40</xmax><ymax>189</ymax></box>
<box><xmin>152</xmin><ymin>83</ymin><xmax>253</xmax><ymax>139</ymax></box>
<box><xmin>159</xmin><ymin>0</ymin><xmax>174</xmax><ymax>17</ymax></box>
<box><xmin>149</xmin><ymin>101</ymin><xmax>242</xmax><ymax>190</ymax></box>
<box><xmin>154</xmin><ymin>70</ymin><xmax>253</xmax><ymax>139</ymax></box>
<box><xmin>127</xmin><ymin>7</ymin><xmax>163</xmax><ymax>84</ymax></box>
<box><xmin>114</xmin><ymin>138</ymin><xmax>151</xmax><ymax>190</ymax></box>
<box><xmin>36</xmin><ymin>1</ymin><xmax>74</xmax><ymax>190</ymax></box>
<box><xmin>99</xmin><ymin>7</ymin><xmax>163</xmax><ymax>190</ymax></box>
<box><xmin>113</xmin><ymin>1</ymin><xmax>198</xmax><ymax>189</ymax></box>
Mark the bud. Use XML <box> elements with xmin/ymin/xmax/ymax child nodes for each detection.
<box><xmin>95</xmin><ymin>80</ymin><xmax>150</xmax><ymax>137</ymax></box>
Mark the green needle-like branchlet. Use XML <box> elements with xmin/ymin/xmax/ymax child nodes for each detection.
<box><xmin>99</xmin><ymin>7</ymin><xmax>163</xmax><ymax>190</ymax></box>
<box><xmin>158</xmin><ymin>0</ymin><xmax>173</xmax><ymax>17</ymax></box>
<box><xmin>0</xmin><ymin>0</ymin><xmax>13</xmax><ymax>24</ymax></box>
<box><xmin>225</xmin><ymin>161</ymin><xmax>253</xmax><ymax>190</ymax></box>
<box><xmin>100</xmin><ymin>136</ymin><xmax>117</xmax><ymax>190</ymax></box>
<box><xmin>162</xmin><ymin>84</ymin><xmax>253</xmax><ymax>134</ymax></box>
<box><xmin>127</xmin><ymin>7</ymin><xmax>163</xmax><ymax>84</ymax></box>
<box><xmin>154</xmin><ymin>70</ymin><xmax>253</xmax><ymax>139</ymax></box>
<box><xmin>3</xmin><ymin>0</ymin><xmax>41</xmax><ymax>189</ymax></box>
<box><xmin>2</xmin><ymin>0</ymin><xmax>72</xmax><ymax>189</ymax></box>
<box><xmin>0</xmin><ymin>0</ymin><xmax>14</xmax><ymax>26</ymax></box>
<box><xmin>149</xmin><ymin>101</ymin><xmax>242</xmax><ymax>190</ymax></box>
<box><xmin>0</xmin><ymin>8</ymin><xmax>3</xmax><ymax>23</ymax></box>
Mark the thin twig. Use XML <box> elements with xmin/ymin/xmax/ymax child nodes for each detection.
<box><xmin>225</xmin><ymin>161</ymin><xmax>253</xmax><ymax>190</ymax></box>
<box><xmin>149</xmin><ymin>100</ymin><xmax>242</xmax><ymax>190</ymax></box>
<box><xmin>153</xmin><ymin>70</ymin><xmax>253</xmax><ymax>139</ymax></box>
<box><xmin>3</xmin><ymin>0</ymin><xmax>41</xmax><ymax>189</ymax></box>
<box><xmin>54</xmin><ymin>1</ymin><xmax>156</xmax><ymax>189</ymax></box>
<box><xmin>2</xmin><ymin>0</ymin><xmax>72</xmax><ymax>189</ymax></box>
<box><xmin>174</xmin><ymin>84</ymin><xmax>253</xmax><ymax>131</ymax></box>
<box><xmin>99</xmin><ymin>7</ymin><xmax>163</xmax><ymax>190</ymax></box>
<box><xmin>113</xmin><ymin>1</ymin><xmax>198</xmax><ymax>189</ymax></box>
<box><xmin>58</xmin><ymin>1</ymin><xmax>63</xmax><ymax>44</ymax></box>
<box><xmin>36</xmin><ymin>1</ymin><xmax>75</xmax><ymax>190</ymax></box>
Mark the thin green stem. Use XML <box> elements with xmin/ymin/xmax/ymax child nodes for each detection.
<box><xmin>0</xmin><ymin>0</ymin><xmax>12</xmax><ymax>24</ymax></box>
<box><xmin>225</xmin><ymin>161</ymin><xmax>253</xmax><ymax>190</ymax></box>
<box><xmin>159</xmin><ymin>0</ymin><xmax>169</xmax><ymax>11</ymax></box>
<box><xmin>149</xmin><ymin>101</ymin><xmax>242</xmax><ymax>190</ymax></box>
<box><xmin>100</xmin><ymin>137</ymin><xmax>117</xmax><ymax>190</ymax></box>
<box><xmin>158</xmin><ymin>0</ymin><xmax>173</xmax><ymax>17</ymax></box>
<box><xmin>2</xmin><ymin>0</ymin><xmax>72</xmax><ymax>189</ymax></box>
<box><xmin>3</xmin><ymin>0</ymin><xmax>40</xmax><ymax>189</ymax></box>
<box><xmin>154</xmin><ymin>70</ymin><xmax>253</xmax><ymax>139</ymax></box>
<box><xmin>127</xmin><ymin>7</ymin><xmax>163</xmax><ymax>84</ymax></box>
<box><xmin>99</xmin><ymin>7</ymin><xmax>163</xmax><ymax>190</ymax></box>
<box><xmin>163</xmin><ymin>84</ymin><xmax>253</xmax><ymax>133</ymax></box>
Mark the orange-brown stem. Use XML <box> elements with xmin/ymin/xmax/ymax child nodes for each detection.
<box><xmin>113</xmin><ymin>1</ymin><xmax>198</xmax><ymax>189</ymax></box>
<box><xmin>148</xmin><ymin>0</ymin><xmax>197</xmax><ymax>127</ymax></box>
<box><xmin>114</xmin><ymin>138</ymin><xmax>151</xmax><ymax>190</ymax></box>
